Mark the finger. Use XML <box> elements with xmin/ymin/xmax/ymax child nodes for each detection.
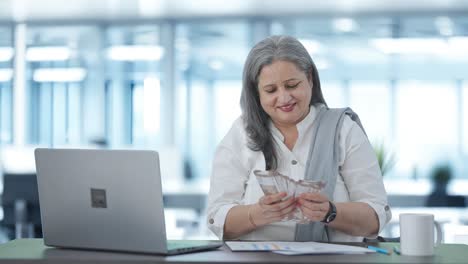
<box><xmin>272</xmin><ymin>205</ymin><xmax>297</xmax><ymax>221</ymax></box>
<box><xmin>279</xmin><ymin>202</ymin><xmax>297</xmax><ymax>216</ymax></box>
<box><xmin>262</xmin><ymin>192</ymin><xmax>287</xmax><ymax>205</ymax></box>
<box><xmin>300</xmin><ymin>206</ymin><xmax>326</xmax><ymax>222</ymax></box>
<box><xmin>298</xmin><ymin>199</ymin><xmax>328</xmax><ymax>212</ymax></box>
<box><xmin>278</xmin><ymin>196</ymin><xmax>296</xmax><ymax>207</ymax></box>
<box><xmin>264</xmin><ymin>196</ymin><xmax>295</xmax><ymax>212</ymax></box>
<box><xmin>299</xmin><ymin>192</ymin><xmax>328</xmax><ymax>202</ymax></box>
<box><xmin>264</xmin><ymin>199</ymin><xmax>297</xmax><ymax>220</ymax></box>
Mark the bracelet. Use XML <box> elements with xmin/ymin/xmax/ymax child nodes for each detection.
<box><xmin>248</xmin><ymin>205</ymin><xmax>257</xmax><ymax>229</ymax></box>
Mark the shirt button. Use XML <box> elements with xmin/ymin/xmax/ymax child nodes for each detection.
<box><xmin>291</xmin><ymin>160</ymin><xmax>298</xmax><ymax>165</ymax></box>
<box><xmin>209</xmin><ymin>218</ymin><xmax>214</xmax><ymax>224</ymax></box>
<box><xmin>385</xmin><ymin>205</ymin><xmax>390</xmax><ymax>211</ymax></box>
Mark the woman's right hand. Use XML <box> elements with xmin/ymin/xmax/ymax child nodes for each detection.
<box><xmin>249</xmin><ymin>192</ymin><xmax>296</xmax><ymax>227</ymax></box>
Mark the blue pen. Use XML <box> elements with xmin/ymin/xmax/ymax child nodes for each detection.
<box><xmin>367</xmin><ymin>245</ymin><xmax>391</xmax><ymax>255</ymax></box>
<box><xmin>393</xmin><ymin>246</ymin><xmax>401</xmax><ymax>255</ymax></box>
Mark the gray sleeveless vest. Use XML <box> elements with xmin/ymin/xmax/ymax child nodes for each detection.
<box><xmin>294</xmin><ymin>104</ymin><xmax>366</xmax><ymax>242</ymax></box>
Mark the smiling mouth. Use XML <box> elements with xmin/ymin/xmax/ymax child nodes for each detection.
<box><xmin>278</xmin><ymin>103</ymin><xmax>296</xmax><ymax>112</ymax></box>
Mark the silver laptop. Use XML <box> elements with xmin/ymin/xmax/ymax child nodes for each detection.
<box><xmin>34</xmin><ymin>148</ymin><xmax>222</xmax><ymax>255</ymax></box>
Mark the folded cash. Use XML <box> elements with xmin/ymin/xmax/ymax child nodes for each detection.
<box><xmin>253</xmin><ymin>170</ymin><xmax>327</xmax><ymax>223</ymax></box>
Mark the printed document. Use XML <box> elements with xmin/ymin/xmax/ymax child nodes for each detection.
<box><xmin>225</xmin><ymin>241</ymin><xmax>374</xmax><ymax>255</ymax></box>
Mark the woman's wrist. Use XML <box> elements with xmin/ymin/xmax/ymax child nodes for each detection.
<box><xmin>247</xmin><ymin>204</ymin><xmax>258</xmax><ymax>229</ymax></box>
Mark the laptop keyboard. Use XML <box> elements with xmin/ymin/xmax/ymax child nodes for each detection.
<box><xmin>167</xmin><ymin>240</ymin><xmax>219</xmax><ymax>252</ymax></box>
<box><xmin>168</xmin><ymin>240</ymin><xmax>204</xmax><ymax>249</ymax></box>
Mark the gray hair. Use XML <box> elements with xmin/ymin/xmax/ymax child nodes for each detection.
<box><xmin>240</xmin><ymin>35</ymin><xmax>327</xmax><ymax>170</ymax></box>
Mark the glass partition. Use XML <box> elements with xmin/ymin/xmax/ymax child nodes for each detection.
<box><xmin>175</xmin><ymin>21</ymin><xmax>250</xmax><ymax>178</ymax></box>
<box><xmin>0</xmin><ymin>26</ymin><xmax>13</xmax><ymax>144</ymax></box>
<box><xmin>395</xmin><ymin>81</ymin><xmax>458</xmax><ymax>179</ymax></box>
<box><xmin>349</xmin><ymin>81</ymin><xmax>392</xmax><ymax>144</ymax></box>
<box><xmin>463</xmin><ymin>82</ymin><xmax>468</xmax><ymax>156</ymax></box>
<box><xmin>26</xmin><ymin>25</ymin><xmax>100</xmax><ymax>147</ymax></box>
<box><xmin>105</xmin><ymin>25</ymin><xmax>164</xmax><ymax>148</ymax></box>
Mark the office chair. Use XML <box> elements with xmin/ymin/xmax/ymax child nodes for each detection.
<box><xmin>1</xmin><ymin>172</ymin><xmax>42</xmax><ymax>239</ymax></box>
<box><xmin>0</xmin><ymin>145</ymin><xmax>42</xmax><ymax>239</ymax></box>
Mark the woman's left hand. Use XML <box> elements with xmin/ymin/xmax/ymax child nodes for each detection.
<box><xmin>297</xmin><ymin>192</ymin><xmax>330</xmax><ymax>222</ymax></box>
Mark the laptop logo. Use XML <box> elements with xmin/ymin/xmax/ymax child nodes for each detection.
<box><xmin>90</xmin><ymin>188</ymin><xmax>107</xmax><ymax>208</ymax></box>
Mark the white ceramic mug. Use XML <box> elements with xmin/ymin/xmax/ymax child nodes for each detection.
<box><xmin>399</xmin><ymin>213</ymin><xmax>442</xmax><ymax>256</ymax></box>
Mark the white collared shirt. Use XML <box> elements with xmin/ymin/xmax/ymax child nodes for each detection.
<box><xmin>206</xmin><ymin>105</ymin><xmax>392</xmax><ymax>242</ymax></box>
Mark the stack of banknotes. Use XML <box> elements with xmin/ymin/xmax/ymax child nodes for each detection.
<box><xmin>254</xmin><ymin>170</ymin><xmax>327</xmax><ymax>223</ymax></box>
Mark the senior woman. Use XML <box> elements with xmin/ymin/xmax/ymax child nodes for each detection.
<box><xmin>207</xmin><ymin>35</ymin><xmax>391</xmax><ymax>242</ymax></box>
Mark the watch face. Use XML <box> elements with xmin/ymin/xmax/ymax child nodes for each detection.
<box><xmin>327</xmin><ymin>212</ymin><xmax>337</xmax><ymax>223</ymax></box>
<box><xmin>323</xmin><ymin>201</ymin><xmax>337</xmax><ymax>223</ymax></box>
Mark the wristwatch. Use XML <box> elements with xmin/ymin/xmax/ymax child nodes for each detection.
<box><xmin>321</xmin><ymin>201</ymin><xmax>337</xmax><ymax>224</ymax></box>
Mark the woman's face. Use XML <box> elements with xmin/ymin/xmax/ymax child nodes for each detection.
<box><xmin>257</xmin><ymin>60</ymin><xmax>312</xmax><ymax>127</ymax></box>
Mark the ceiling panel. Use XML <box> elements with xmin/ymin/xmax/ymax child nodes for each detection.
<box><xmin>1</xmin><ymin>0</ymin><xmax>468</xmax><ymax>22</ymax></box>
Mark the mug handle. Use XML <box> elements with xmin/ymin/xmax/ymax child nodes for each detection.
<box><xmin>434</xmin><ymin>221</ymin><xmax>442</xmax><ymax>246</ymax></box>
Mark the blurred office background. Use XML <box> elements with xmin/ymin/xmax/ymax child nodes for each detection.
<box><xmin>0</xmin><ymin>0</ymin><xmax>468</xmax><ymax>243</ymax></box>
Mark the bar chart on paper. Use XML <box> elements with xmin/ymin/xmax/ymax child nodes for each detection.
<box><xmin>225</xmin><ymin>241</ymin><xmax>374</xmax><ymax>255</ymax></box>
<box><xmin>226</xmin><ymin>241</ymin><xmax>292</xmax><ymax>251</ymax></box>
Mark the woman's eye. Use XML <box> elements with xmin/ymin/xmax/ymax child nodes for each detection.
<box><xmin>286</xmin><ymin>82</ymin><xmax>300</xmax><ymax>89</ymax></box>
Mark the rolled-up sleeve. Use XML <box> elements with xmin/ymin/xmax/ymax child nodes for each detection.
<box><xmin>206</xmin><ymin>145</ymin><xmax>249</xmax><ymax>239</ymax></box>
<box><xmin>339</xmin><ymin>117</ymin><xmax>392</xmax><ymax>237</ymax></box>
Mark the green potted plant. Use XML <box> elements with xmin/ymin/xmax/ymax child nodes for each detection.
<box><xmin>372</xmin><ymin>142</ymin><xmax>396</xmax><ymax>177</ymax></box>
<box><xmin>425</xmin><ymin>163</ymin><xmax>464</xmax><ymax>207</ymax></box>
<box><xmin>430</xmin><ymin>164</ymin><xmax>452</xmax><ymax>194</ymax></box>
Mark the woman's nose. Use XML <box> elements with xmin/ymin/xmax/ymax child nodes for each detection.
<box><xmin>278</xmin><ymin>88</ymin><xmax>292</xmax><ymax>103</ymax></box>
